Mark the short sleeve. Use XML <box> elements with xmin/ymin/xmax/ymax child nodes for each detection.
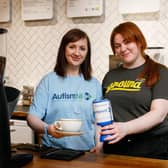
<box><xmin>94</xmin><ymin>77</ymin><xmax>103</xmax><ymax>100</ymax></box>
<box><xmin>29</xmin><ymin>74</ymin><xmax>49</xmax><ymax>119</ymax></box>
<box><xmin>152</xmin><ymin>66</ymin><xmax>168</xmax><ymax>100</ymax></box>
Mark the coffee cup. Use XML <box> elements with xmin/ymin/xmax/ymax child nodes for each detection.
<box><xmin>54</xmin><ymin>118</ymin><xmax>82</xmax><ymax>132</ymax></box>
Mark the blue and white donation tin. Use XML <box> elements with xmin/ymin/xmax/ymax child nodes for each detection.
<box><xmin>93</xmin><ymin>99</ymin><xmax>113</xmax><ymax>142</ymax></box>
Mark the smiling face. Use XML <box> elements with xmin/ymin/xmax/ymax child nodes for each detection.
<box><xmin>65</xmin><ymin>38</ymin><xmax>88</xmax><ymax>72</ymax></box>
<box><xmin>114</xmin><ymin>33</ymin><xmax>145</xmax><ymax>68</ymax></box>
<box><xmin>110</xmin><ymin>22</ymin><xmax>147</xmax><ymax>69</ymax></box>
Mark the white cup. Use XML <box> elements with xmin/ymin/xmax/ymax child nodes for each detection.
<box><xmin>55</xmin><ymin>118</ymin><xmax>82</xmax><ymax>132</ymax></box>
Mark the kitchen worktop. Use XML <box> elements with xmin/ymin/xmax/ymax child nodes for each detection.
<box><xmin>18</xmin><ymin>150</ymin><xmax>168</xmax><ymax>168</ymax></box>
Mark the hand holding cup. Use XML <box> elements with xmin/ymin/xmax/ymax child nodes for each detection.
<box><xmin>54</xmin><ymin>118</ymin><xmax>82</xmax><ymax>132</ymax></box>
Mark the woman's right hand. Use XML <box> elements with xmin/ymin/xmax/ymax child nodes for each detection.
<box><xmin>47</xmin><ymin>124</ymin><xmax>65</xmax><ymax>138</ymax></box>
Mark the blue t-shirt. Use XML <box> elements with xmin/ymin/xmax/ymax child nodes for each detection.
<box><xmin>29</xmin><ymin>72</ymin><xmax>102</xmax><ymax>150</ymax></box>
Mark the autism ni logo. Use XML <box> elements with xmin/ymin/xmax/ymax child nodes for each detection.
<box><xmin>52</xmin><ymin>92</ymin><xmax>92</xmax><ymax>101</ymax></box>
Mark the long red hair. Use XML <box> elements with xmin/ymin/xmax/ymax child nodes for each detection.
<box><xmin>110</xmin><ymin>22</ymin><xmax>162</xmax><ymax>87</ymax></box>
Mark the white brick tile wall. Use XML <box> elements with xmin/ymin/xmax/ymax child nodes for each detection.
<box><xmin>0</xmin><ymin>0</ymin><xmax>167</xmax><ymax>90</ymax></box>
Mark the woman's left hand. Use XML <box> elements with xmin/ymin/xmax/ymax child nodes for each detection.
<box><xmin>101</xmin><ymin>122</ymin><xmax>128</xmax><ymax>144</ymax></box>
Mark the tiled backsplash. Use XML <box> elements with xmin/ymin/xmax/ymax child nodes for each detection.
<box><xmin>0</xmin><ymin>0</ymin><xmax>168</xmax><ymax>90</ymax></box>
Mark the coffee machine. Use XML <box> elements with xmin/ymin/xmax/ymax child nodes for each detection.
<box><xmin>0</xmin><ymin>28</ymin><xmax>33</xmax><ymax>167</ymax></box>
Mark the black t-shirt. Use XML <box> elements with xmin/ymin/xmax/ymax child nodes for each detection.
<box><xmin>102</xmin><ymin>64</ymin><xmax>168</xmax><ymax>136</ymax></box>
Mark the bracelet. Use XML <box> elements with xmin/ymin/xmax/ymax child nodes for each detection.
<box><xmin>44</xmin><ymin>124</ymin><xmax>49</xmax><ymax>135</ymax></box>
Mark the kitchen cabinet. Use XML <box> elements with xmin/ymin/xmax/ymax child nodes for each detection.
<box><xmin>10</xmin><ymin>106</ymin><xmax>34</xmax><ymax>144</ymax></box>
<box><xmin>10</xmin><ymin>119</ymin><xmax>34</xmax><ymax>144</ymax></box>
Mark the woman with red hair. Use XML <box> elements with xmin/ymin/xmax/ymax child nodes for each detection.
<box><xmin>101</xmin><ymin>22</ymin><xmax>168</xmax><ymax>159</ymax></box>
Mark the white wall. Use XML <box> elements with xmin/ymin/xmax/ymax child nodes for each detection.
<box><xmin>0</xmin><ymin>0</ymin><xmax>168</xmax><ymax>90</ymax></box>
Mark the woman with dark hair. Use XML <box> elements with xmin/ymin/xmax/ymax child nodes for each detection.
<box><xmin>54</xmin><ymin>28</ymin><xmax>92</xmax><ymax>80</ymax></box>
<box><xmin>27</xmin><ymin>28</ymin><xmax>102</xmax><ymax>151</ymax></box>
<box><xmin>100</xmin><ymin>22</ymin><xmax>168</xmax><ymax>159</ymax></box>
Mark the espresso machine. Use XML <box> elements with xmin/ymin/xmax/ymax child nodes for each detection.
<box><xmin>0</xmin><ymin>28</ymin><xmax>33</xmax><ymax>167</ymax></box>
<box><xmin>0</xmin><ymin>28</ymin><xmax>20</xmax><ymax>119</ymax></box>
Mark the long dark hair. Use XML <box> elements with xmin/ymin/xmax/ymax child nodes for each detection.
<box><xmin>54</xmin><ymin>28</ymin><xmax>92</xmax><ymax>80</ymax></box>
<box><xmin>110</xmin><ymin>22</ymin><xmax>165</xmax><ymax>87</ymax></box>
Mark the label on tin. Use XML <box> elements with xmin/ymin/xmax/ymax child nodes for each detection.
<box><xmin>93</xmin><ymin>99</ymin><xmax>113</xmax><ymax>126</ymax></box>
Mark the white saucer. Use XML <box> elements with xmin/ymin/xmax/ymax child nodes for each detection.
<box><xmin>55</xmin><ymin>129</ymin><xmax>83</xmax><ymax>136</ymax></box>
